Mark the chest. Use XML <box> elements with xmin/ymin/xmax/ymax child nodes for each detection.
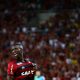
<box><xmin>13</xmin><ymin>62</ymin><xmax>33</xmax><ymax>72</ymax></box>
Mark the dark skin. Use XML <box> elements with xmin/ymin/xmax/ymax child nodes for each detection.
<box><xmin>11</xmin><ymin>48</ymin><xmax>24</xmax><ymax>62</ymax></box>
<box><xmin>7</xmin><ymin>48</ymin><xmax>36</xmax><ymax>80</ymax></box>
<box><xmin>7</xmin><ymin>48</ymin><xmax>23</xmax><ymax>80</ymax></box>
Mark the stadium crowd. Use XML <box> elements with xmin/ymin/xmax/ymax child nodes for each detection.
<box><xmin>0</xmin><ymin>0</ymin><xmax>80</xmax><ymax>80</ymax></box>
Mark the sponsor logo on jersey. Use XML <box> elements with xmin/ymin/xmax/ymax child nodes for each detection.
<box><xmin>21</xmin><ymin>70</ymin><xmax>34</xmax><ymax>76</ymax></box>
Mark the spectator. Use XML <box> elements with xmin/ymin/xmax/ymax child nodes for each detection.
<box><xmin>34</xmin><ymin>70</ymin><xmax>45</xmax><ymax>80</ymax></box>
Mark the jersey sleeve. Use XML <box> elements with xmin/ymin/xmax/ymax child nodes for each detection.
<box><xmin>7</xmin><ymin>62</ymin><xmax>14</xmax><ymax>76</ymax></box>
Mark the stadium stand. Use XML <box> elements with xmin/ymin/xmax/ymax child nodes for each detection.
<box><xmin>0</xmin><ymin>0</ymin><xmax>80</xmax><ymax>80</ymax></box>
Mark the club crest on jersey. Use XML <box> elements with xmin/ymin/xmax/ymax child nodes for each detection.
<box><xmin>21</xmin><ymin>66</ymin><xmax>25</xmax><ymax>69</ymax></box>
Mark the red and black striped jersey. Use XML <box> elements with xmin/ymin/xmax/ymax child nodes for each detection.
<box><xmin>7</xmin><ymin>60</ymin><xmax>35</xmax><ymax>80</ymax></box>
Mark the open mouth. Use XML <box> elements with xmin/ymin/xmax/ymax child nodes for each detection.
<box><xmin>12</xmin><ymin>51</ymin><xmax>18</xmax><ymax>57</ymax></box>
<box><xmin>14</xmin><ymin>53</ymin><xmax>18</xmax><ymax>56</ymax></box>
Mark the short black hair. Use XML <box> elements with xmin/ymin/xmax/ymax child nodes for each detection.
<box><xmin>11</xmin><ymin>42</ymin><xmax>23</xmax><ymax>50</ymax></box>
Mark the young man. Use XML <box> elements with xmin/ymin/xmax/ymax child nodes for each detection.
<box><xmin>7</xmin><ymin>43</ymin><xmax>36</xmax><ymax>80</ymax></box>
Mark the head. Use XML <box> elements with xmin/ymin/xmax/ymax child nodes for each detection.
<box><xmin>35</xmin><ymin>70</ymin><xmax>41</xmax><ymax>77</ymax></box>
<box><xmin>11</xmin><ymin>42</ymin><xmax>24</xmax><ymax>61</ymax></box>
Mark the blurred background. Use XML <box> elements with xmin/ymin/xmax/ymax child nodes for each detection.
<box><xmin>0</xmin><ymin>0</ymin><xmax>80</xmax><ymax>80</ymax></box>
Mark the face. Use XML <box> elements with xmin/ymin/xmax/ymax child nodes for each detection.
<box><xmin>11</xmin><ymin>48</ymin><xmax>22</xmax><ymax>58</ymax></box>
<box><xmin>35</xmin><ymin>71</ymin><xmax>41</xmax><ymax>76</ymax></box>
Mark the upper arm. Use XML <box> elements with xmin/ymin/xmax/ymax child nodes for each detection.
<box><xmin>7</xmin><ymin>63</ymin><xmax>14</xmax><ymax>76</ymax></box>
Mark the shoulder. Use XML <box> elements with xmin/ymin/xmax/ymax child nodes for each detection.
<box><xmin>24</xmin><ymin>61</ymin><xmax>33</xmax><ymax>65</ymax></box>
<box><xmin>7</xmin><ymin>60</ymin><xmax>16</xmax><ymax>68</ymax></box>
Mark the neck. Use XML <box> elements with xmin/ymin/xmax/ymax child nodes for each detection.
<box><xmin>16</xmin><ymin>56</ymin><xmax>22</xmax><ymax>62</ymax></box>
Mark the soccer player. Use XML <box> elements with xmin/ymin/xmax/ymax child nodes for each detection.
<box><xmin>7</xmin><ymin>42</ymin><xmax>36</xmax><ymax>80</ymax></box>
